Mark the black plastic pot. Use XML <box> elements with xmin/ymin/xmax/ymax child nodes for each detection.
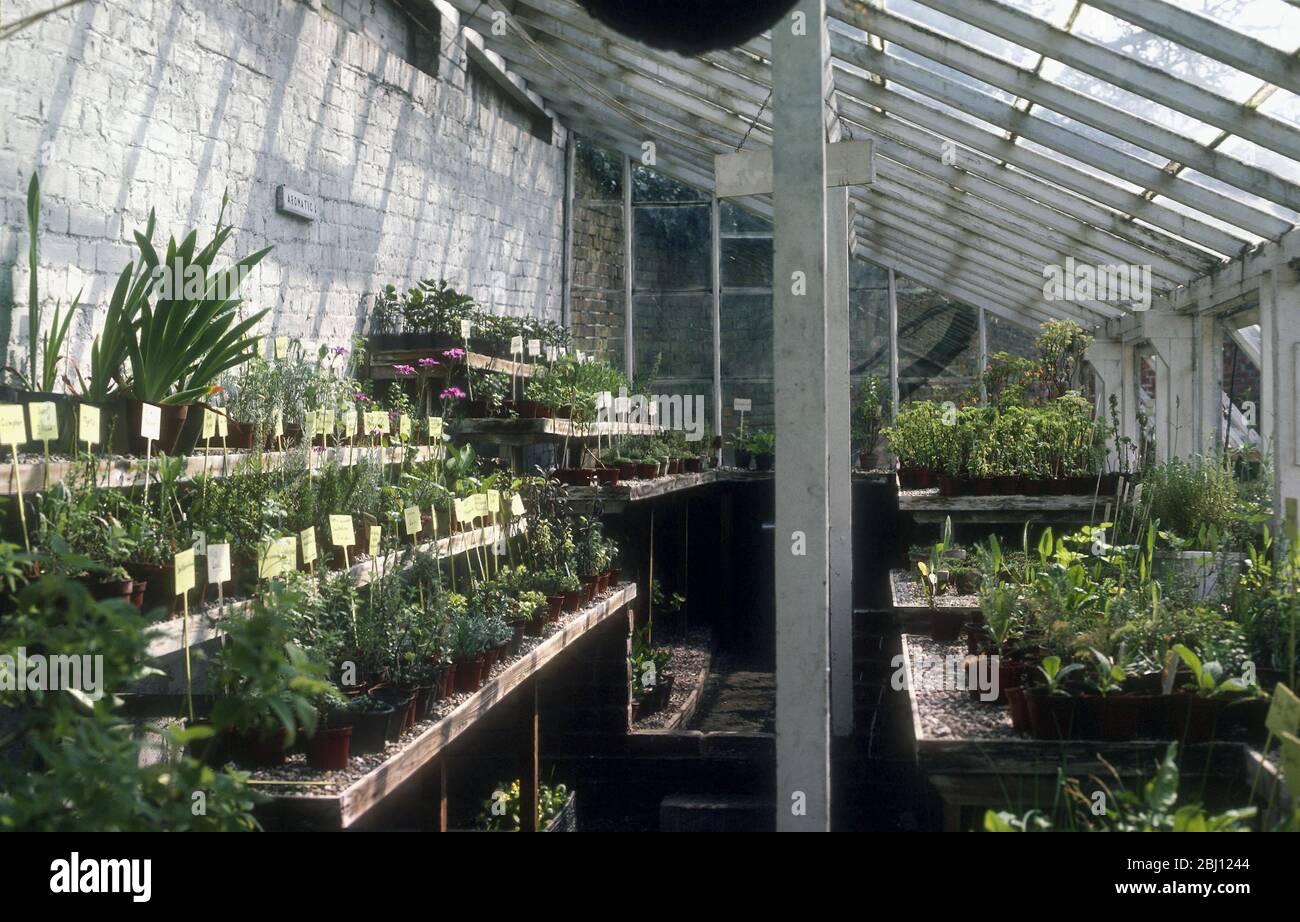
<box><xmin>348</xmin><ymin>705</ymin><xmax>395</xmax><ymax>755</ymax></box>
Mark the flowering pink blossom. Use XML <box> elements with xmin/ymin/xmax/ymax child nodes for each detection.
<box><xmin>392</xmin><ymin>363</ymin><xmax>415</xmax><ymax>376</ymax></box>
<box><xmin>354</xmin><ymin>392</ymin><xmax>369</xmax><ymax>402</ymax></box>
<box><xmin>333</xmin><ymin>346</ymin><xmax>347</xmax><ymax>356</ymax></box>
<box><xmin>418</xmin><ymin>356</ymin><xmax>439</xmax><ymax>368</ymax></box>
<box><xmin>440</xmin><ymin>386</ymin><xmax>466</xmax><ymax>401</ymax></box>
<box><xmin>442</xmin><ymin>348</ymin><xmax>466</xmax><ymax>359</ymax></box>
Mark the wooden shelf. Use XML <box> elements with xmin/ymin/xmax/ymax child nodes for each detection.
<box><xmin>0</xmin><ymin>443</ymin><xmax>441</xmax><ymax>496</ymax></box>
<box><xmin>454</xmin><ymin>417</ymin><xmax>659</xmax><ymax>445</ymax></box>
<box><xmin>146</xmin><ymin>522</ymin><xmax>523</xmax><ymax>659</ymax></box>
<box><xmin>260</xmin><ymin>582</ymin><xmax>637</xmax><ymax>829</ymax></box>
<box><xmin>366</xmin><ymin>349</ymin><xmax>536</xmax><ymax>379</ymax></box>
<box><xmin>897</xmin><ymin>487</ymin><xmax>1104</xmax><ymax>524</ymax></box>
<box><xmin>562</xmin><ymin>470</ymin><xmax>717</xmax><ymax>512</ymax></box>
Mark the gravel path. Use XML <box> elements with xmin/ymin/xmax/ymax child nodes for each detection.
<box><xmin>633</xmin><ymin>629</ymin><xmax>711</xmax><ymax>730</ymax></box>
<box><xmin>906</xmin><ymin>636</ymin><xmax>1018</xmax><ymax>742</ymax></box>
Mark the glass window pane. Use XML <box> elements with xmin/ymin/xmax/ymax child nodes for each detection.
<box><xmin>575</xmin><ymin>137</ymin><xmax>622</xmax><ymax>202</ymax></box>
<box><xmin>633</xmin><ymin>205</ymin><xmax>711</xmax><ymax>290</ymax></box>
<box><xmin>720</xmin><ymin>292</ymin><xmax>773</xmax><ymax>435</ymax></box>
<box><xmin>721</xmin><ymin>235</ymin><xmax>772</xmax><ymax>289</ymax></box>
<box><xmin>896</xmin><ymin>283</ymin><xmax>979</xmax><ymax>402</ymax></box>
<box><xmin>721</xmin><ymin>202</ymin><xmax>772</xmax><ymax>235</ymax></box>
<box><xmin>632</xmin><ymin>165</ymin><xmax>708</xmax><ymax>204</ymax></box>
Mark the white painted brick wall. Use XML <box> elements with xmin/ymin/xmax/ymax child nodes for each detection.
<box><xmin>0</xmin><ymin>0</ymin><xmax>566</xmax><ymax>377</ymax></box>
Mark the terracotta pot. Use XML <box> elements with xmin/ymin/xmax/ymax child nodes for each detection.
<box><xmin>937</xmin><ymin>474</ymin><xmax>957</xmax><ymax>498</ymax></box>
<box><xmin>594</xmin><ymin>467</ymin><xmax>621</xmax><ymax>486</ymax></box>
<box><xmin>454</xmin><ymin>657</ymin><xmax>484</xmax><ymax>694</ymax></box>
<box><xmin>1020</xmin><ymin>477</ymin><xmax>1043</xmax><ymax>496</ymax></box>
<box><xmin>440</xmin><ymin>664</ymin><xmax>456</xmax><ymax>698</ymax></box>
<box><xmin>992</xmin><ymin>475</ymin><xmax>1019</xmax><ymax>495</ymax></box>
<box><xmin>533</xmin><ymin>403</ymin><xmax>554</xmax><ymax>419</ymax></box>
<box><xmin>581</xmin><ymin>578</ymin><xmax>597</xmax><ymax>604</ymax></box>
<box><xmin>596</xmin><ymin>571</ymin><xmax>609</xmax><ymax>594</ymax></box>
<box><xmin>555</xmin><ymin>468</ymin><xmax>595</xmax><ymax>486</ymax></box>
<box><xmin>80</xmin><ymin>576</ymin><xmax>135</xmax><ymax>605</ymax></box>
<box><xmin>636</xmin><ymin>462</ymin><xmax>658</xmax><ymax>479</ymax></box>
<box><xmin>608</xmin><ymin>567</ymin><xmax>622</xmax><ymax>586</ymax></box>
<box><xmin>562</xmin><ymin>589</ymin><xmax>582</xmax><ymax>612</ymax></box>
<box><xmin>545</xmin><ymin>594</ymin><xmax>564</xmax><ymax>622</ymax></box>
<box><xmin>1025</xmin><ymin>688</ymin><xmax>1076</xmax><ymax>740</ymax></box>
<box><xmin>305</xmin><ymin>726</ymin><xmax>352</xmax><ymax>770</ymax></box>
<box><xmin>1005</xmin><ymin>686</ymin><xmax>1031</xmax><ymax>732</ymax></box>
<box><xmin>223</xmin><ymin>418</ymin><xmax>257</xmax><ymax>450</ymax></box>
<box><xmin>239</xmin><ymin>727</ymin><xmax>289</xmax><ymax>768</ymax></box>
<box><xmin>482</xmin><ymin>646</ymin><xmax>500</xmax><ymax>677</ymax></box>
<box><xmin>667</xmin><ymin>459</ymin><xmax>681</xmax><ymax>475</ymax></box>
<box><xmin>618</xmin><ymin>462</ymin><xmax>637</xmax><ymax>480</ymax></box>
<box><xmin>125</xmin><ymin>400</ymin><xmax>189</xmax><ymax>455</ymax></box>
<box><xmin>683</xmin><ymin>457</ymin><xmax>703</xmax><ymax>473</ymax></box>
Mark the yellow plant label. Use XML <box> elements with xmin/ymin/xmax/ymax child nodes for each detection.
<box><xmin>511</xmin><ymin>493</ymin><xmax>526</xmax><ymax>517</ymax></box>
<box><xmin>322</xmin><ymin>409</ymin><xmax>335</xmax><ymax>435</ymax></box>
<box><xmin>28</xmin><ymin>402</ymin><xmax>58</xmax><ymax>442</ymax></box>
<box><xmin>404</xmin><ymin>506</ymin><xmax>422</xmax><ymax>537</ymax></box>
<box><xmin>300</xmin><ymin>527</ymin><xmax>317</xmax><ymax>565</ymax></box>
<box><xmin>273</xmin><ymin>415</ymin><xmax>284</xmax><ymax>438</ymax></box>
<box><xmin>304</xmin><ymin>410</ymin><xmax>317</xmax><ymax>436</ymax></box>
<box><xmin>344</xmin><ymin>409</ymin><xmax>357</xmax><ymax>438</ymax></box>
<box><xmin>455</xmin><ymin>496</ymin><xmax>474</xmax><ymax>525</ymax></box>
<box><xmin>368</xmin><ymin>525</ymin><xmax>381</xmax><ymax>559</ymax></box>
<box><xmin>329</xmin><ymin>514</ymin><xmax>355</xmax><ymax>547</ymax></box>
<box><xmin>202</xmin><ymin>409</ymin><xmax>217</xmax><ymax>439</ymax></box>
<box><xmin>0</xmin><ymin>405</ymin><xmax>28</xmax><ymax>446</ymax></box>
<box><xmin>1280</xmin><ymin>732</ymin><xmax>1300</xmax><ymax>799</ymax></box>
<box><xmin>399</xmin><ymin>414</ymin><xmax>411</xmax><ymax>439</ymax></box>
<box><xmin>207</xmin><ymin>542</ymin><xmax>231</xmax><ymax>584</ymax></box>
<box><xmin>486</xmin><ymin>490</ymin><xmax>501</xmax><ymax>515</ymax></box>
<box><xmin>1267</xmin><ymin>682</ymin><xmax>1300</xmax><ymax>737</ymax></box>
<box><xmin>427</xmin><ymin>416</ymin><xmax>444</xmax><ymax>439</ymax></box>
<box><xmin>173</xmin><ymin>549</ymin><xmax>195</xmax><ymax>595</ymax></box>
<box><xmin>377</xmin><ymin>413</ymin><xmax>390</xmax><ymax>435</ymax></box>
<box><xmin>79</xmin><ymin>404</ymin><xmax>100</xmax><ymax>446</ymax></box>
<box><xmin>215</xmin><ymin>411</ymin><xmax>228</xmax><ymax>438</ymax></box>
<box><xmin>274</xmin><ymin>335</ymin><xmax>289</xmax><ymax>359</ymax></box>
<box><xmin>139</xmin><ymin>403</ymin><xmax>162</xmax><ymax>442</ymax></box>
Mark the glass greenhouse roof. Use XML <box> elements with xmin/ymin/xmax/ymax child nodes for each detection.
<box><xmin>440</xmin><ymin>0</ymin><xmax>1300</xmax><ymax>327</ymax></box>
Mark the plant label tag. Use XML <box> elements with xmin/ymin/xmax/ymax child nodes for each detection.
<box><xmin>329</xmin><ymin>514</ymin><xmax>355</xmax><ymax>548</ymax></box>
<box><xmin>527</xmin><ymin>339</ymin><xmax>541</xmax><ymax>356</ymax></box>
<box><xmin>274</xmin><ymin>336</ymin><xmax>289</xmax><ymax>359</ymax></box>
<box><xmin>207</xmin><ymin>542</ymin><xmax>231</xmax><ymax>584</ymax></box>
<box><xmin>733</xmin><ymin>398</ymin><xmax>752</xmax><ymax>412</ymax></box>
<box><xmin>546</xmin><ymin>346</ymin><xmax>557</xmax><ymax>362</ymax></box>
<box><xmin>270</xmin><ymin>536</ymin><xmax>297</xmax><ymax>577</ymax></box>
<box><xmin>0</xmin><ymin>405</ymin><xmax>26</xmax><ymax>447</ymax></box>
<box><xmin>377</xmin><ymin>413</ymin><xmax>391</xmax><ymax>435</ymax></box>
<box><xmin>202</xmin><ymin>409</ymin><xmax>217</xmax><ymax>440</ymax></box>
<box><xmin>510</xmin><ymin>335</ymin><xmax>524</xmax><ymax>355</ymax></box>
<box><xmin>215</xmin><ymin>411</ymin><xmax>228</xmax><ymax>439</ymax></box>
<box><xmin>139</xmin><ymin>403</ymin><xmax>162</xmax><ymax>442</ymax></box>
<box><xmin>28</xmin><ymin>402</ymin><xmax>58</xmax><ymax>442</ymax></box>
<box><xmin>79</xmin><ymin>404</ymin><xmax>100</xmax><ymax>446</ymax></box>
<box><xmin>428</xmin><ymin>506</ymin><xmax>438</xmax><ymax>534</ymax></box>
<box><xmin>575</xmin><ymin>349</ymin><xmax>585</xmax><ymax>363</ymax></box>
<box><xmin>304</xmin><ymin>410</ymin><xmax>317</xmax><ymax>436</ymax></box>
<box><xmin>173</xmin><ymin>549</ymin><xmax>196</xmax><ymax>595</ymax></box>
<box><xmin>1267</xmin><ymin>682</ymin><xmax>1300</xmax><ymax>737</ymax></box>
<box><xmin>399</xmin><ymin>414</ymin><xmax>411</xmax><ymax>439</ymax></box>
<box><xmin>273</xmin><ymin>415</ymin><xmax>284</xmax><ymax>438</ymax></box>
<box><xmin>427</xmin><ymin>416</ymin><xmax>444</xmax><ymax>438</ymax></box>
<box><xmin>486</xmin><ymin>490</ymin><xmax>501</xmax><ymax>515</ymax></box>
<box><xmin>368</xmin><ymin>525</ymin><xmax>381</xmax><ymax>559</ymax></box>
<box><xmin>299</xmin><ymin>527</ymin><xmax>317</xmax><ymax>565</ymax></box>
<box><xmin>595</xmin><ymin>391</ymin><xmax>611</xmax><ymax>411</ymax></box>
<box><xmin>511</xmin><ymin>493</ymin><xmax>525</xmax><ymax>517</ymax></box>
<box><xmin>460</xmin><ymin>319</ymin><xmax>472</xmax><ymax>339</ymax></box>
<box><xmin>455</xmin><ymin>496</ymin><xmax>474</xmax><ymax>525</ymax></box>
<box><xmin>344</xmin><ymin>410</ymin><xmax>357</xmax><ymax>438</ymax></box>
<box><xmin>404</xmin><ymin>506</ymin><xmax>422</xmax><ymax>537</ymax></box>
<box><xmin>1280</xmin><ymin>732</ymin><xmax>1300</xmax><ymax>799</ymax></box>
<box><xmin>192</xmin><ymin>530</ymin><xmax>206</xmax><ymax>556</ymax></box>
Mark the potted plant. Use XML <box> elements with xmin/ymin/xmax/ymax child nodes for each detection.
<box><xmin>122</xmin><ymin>196</ymin><xmax>270</xmax><ymax>454</ymax></box>
<box><xmin>1024</xmin><ymin>655</ymin><xmax>1083</xmax><ymax>740</ymax></box>
<box><xmin>1077</xmin><ymin>648</ymin><xmax>1140</xmax><ymax>741</ymax></box>
<box><xmin>333</xmin><ymin>694</ymin><xmax>393</xmax><ymax>757</ymax></box>
<box><xmin>1165</xmin><ymin>644</ymin><xmax>1248</xmax><ymax>743</ymax></box>
<box><xmin>449</xmin><ymin>612</ymin><xmax>490</xmax><ymax>693</ymax></box>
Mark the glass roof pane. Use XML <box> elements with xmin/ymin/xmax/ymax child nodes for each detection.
<box><xmin>887</xmin><ymin>0</ymin><xmax>1045</xmax><ymax>68</ymax></box>
<box><xmin>1030</xmin><ymin>106</ymin><xmax>1172</xmax><ymax>168</ymax></box>
<box><xmin>1072</xmin><ymin>6</ymin><xmax>1262</xmax><ymax>103</ymax></box>
<box><xmin>1178</xmin><ymin>0</ymin><xmax>1300</xmax><ymax>52</ymax></box>
<box><xmin>1014</xmin><ymin>136</ymin><xmax>1149</xmax><ymax>195</ymax></box>
<box><xmin>889</xmin><ymin>80</ymin><xmax>1010</xmax><ymax>135</ymax></box>
<box><xmin>1258</xmin><ymin>88</ymin><xmax>1300</xmax><ymax>131</ymax></box>
<box><xmin>885</xmin><ymin>43</ymin><xmax>1019</xmax><ymax>105</ymax></box>
<box><xmin>998</xmin><ymin>0</ymin><xmax>1079</xmax><ymax>28</ymax></box>
<box><xmin>1177</xmin><ymin>166</ymin><xmax>1300</xmax><ymax>226</ymax></box>
<box><xmin>1041</xmin><ymin>59</ymin><xmax>1222</xmax><ymax>146</ymax></box>
<box><xmin>1144</xmin><ymin>192</ymin><xmax>1266</xmax><ymax>246</ymax></box>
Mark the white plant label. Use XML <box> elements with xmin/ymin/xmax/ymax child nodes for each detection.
<box><xmin>139</xmin><ymin>403</ymin><xmax>162</xmax><ymax>442</ymax></box>
<box><xmin>207</xmin><ymin>543</ymin><xmax>231</xmax><ymax>584</ymax></box>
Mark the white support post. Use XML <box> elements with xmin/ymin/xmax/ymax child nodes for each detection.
<box><xmin>887</xmin><ymin>268</ymin><xmax>900</xmax><ymax>417</ymax></box>
<box><xmin>773</xmin><ymin>0</ymin><xmax>831</xmax><ymax>831</ymax></box>
<box><xmin>623</xmin><ymin>154</ymin><xmax>635</xmax><ymax>381</ymax></box>
<box><xmin>1261</xmin><ymin>265</ymin><xmax>1300</xmax><ymax>540</ymax></box>
<box><xmin>827</xmin><ymin>186</ymin><xmax>852</xmax><ymax>738</ymax></box>
<box><xmin>1193</xmin><ymin>311</ymin><xmax>1223</xmax><ymax>454</ymax></box>
<box><xmin>1144</xmin><ymin>313</ymin><xmax>1197</xmax><ymax>461</ymax></box>
<box><xmin>1086</xmin><ymin>337</ymin><xmax>1128</xmax><ymax>470</ymax></box>
<box><xmin>712</xmin><ymin>195</ymin><xmax>723</xmax><ymax>439</ymax></box>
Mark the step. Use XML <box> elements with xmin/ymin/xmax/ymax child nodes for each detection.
<box><xmin>659</xmin><ymin>794</ymin><xmax>775</xmax><ymax>832</ymax></box>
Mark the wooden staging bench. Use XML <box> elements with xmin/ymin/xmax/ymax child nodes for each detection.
<box><xmin>258</xmin><ymin>583</ymin><xmax>637</xmax><ymax>830</ymax></box>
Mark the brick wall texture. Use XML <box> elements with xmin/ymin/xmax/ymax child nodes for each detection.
<box><xmin>0</xmin><ymin>0</ymin><xmax>566</xmax><ymax>373</ymax></box>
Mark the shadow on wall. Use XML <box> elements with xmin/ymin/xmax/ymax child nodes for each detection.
<box><xmin>1</xmin><ymin>0</ymin><xmax>565</xmax><ymax>370</ymax></box>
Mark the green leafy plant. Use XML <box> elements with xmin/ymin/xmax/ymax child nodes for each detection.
<box><xmin>1036</xmin><ymin>655</ymin><xmax>1084</xmax><ymax>696</ymax></box>
<box><xmin>125</xmin><ymin>194</ymin><xmax>270</xmax><ymax>404</ymax></box>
